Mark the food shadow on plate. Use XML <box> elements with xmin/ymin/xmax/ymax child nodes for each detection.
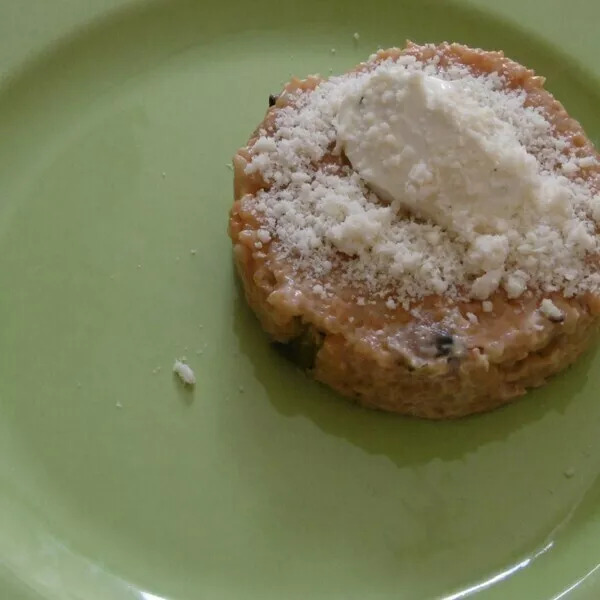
<box><xmin>232</xmin><ymin>275</ymin><xmax>595</xmax><ymax>468</ymax></box>
<box><xmin>172</xmin><ymin>373</ymin><xmax>195</xmax><ymax>406</ymax></box>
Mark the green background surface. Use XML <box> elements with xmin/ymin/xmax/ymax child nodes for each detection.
<box><xmin>1</xmin><ymin>1</ymin><xmax>600</xmax><ymax>599</ymax></box>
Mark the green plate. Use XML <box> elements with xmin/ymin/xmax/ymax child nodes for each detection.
<box><xmin>1</xmin><ymin>0</ymin><xmax>600</xmax><ymax>598</ymax></box>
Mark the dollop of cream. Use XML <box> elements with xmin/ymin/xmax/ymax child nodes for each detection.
<box><xmin>336</xmin><ymin>69</ymin><xmax>570</xmax><ymax>240</ymax></box>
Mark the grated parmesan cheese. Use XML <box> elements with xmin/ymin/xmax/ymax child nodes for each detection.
<box><xmin>244</xmin><ymin>49</ymin><xmax>600</xmax><ymax>306</ymax></box>
<box><xmin>257</xmin><ymin>229</ymin><xmax>271</xmax><ymax>243</ymax></box>
<box><xmin>539</xmin><ymin>299</ymin><xmax>564</xmax><ymax>322</ymax></box>
<box><xmin>466</xmin><ymin>312</ymin><xmax>479</xmax><ymax>324</ymax></box>
<box><xmin>386</xmin><ymin>298</ymin><xmax>397</xmax><ymax>310</ymax></box>
<box><xmin>482</xmin><ymin>301</ymin><xmax>494</xmax><ymax>313</ymax></box>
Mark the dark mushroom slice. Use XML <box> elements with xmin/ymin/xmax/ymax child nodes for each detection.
<box><xmin>272</xmin><ymin>324</ymin><xmax>324</xmax><ymax>370</ymax></box>
<box><xmin>434</xmin><ymin>332</ymin><xmax>455</xmax><ymax>357</ymax></box>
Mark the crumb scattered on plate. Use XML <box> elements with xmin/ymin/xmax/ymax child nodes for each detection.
<box><xmin>173</xmin><ymin>359</ymin><xmax>196</xmax><ymax>385</ymax></box>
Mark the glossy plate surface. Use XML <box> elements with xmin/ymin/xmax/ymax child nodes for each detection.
<box><xmin>1</xmin><ymin>1</ymin><xmax>600</xmax><ymax>598</ymax></box>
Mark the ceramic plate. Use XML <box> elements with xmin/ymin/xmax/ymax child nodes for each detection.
<box><xmin>1</xmin><ymin>1</ymin><xmax>600</xmax><ymax>598</ymax></box>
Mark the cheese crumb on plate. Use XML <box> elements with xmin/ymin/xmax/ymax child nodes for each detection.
<box><xmin>173</xmin><ymin>360</ymin><xmax>196</xmax><ymax>385</ymax></box>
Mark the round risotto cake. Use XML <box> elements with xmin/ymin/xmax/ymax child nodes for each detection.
<box><xmin>229</xmin><ymin>42</ymin><xmax>600</xmax><ymax>419</ymax></box>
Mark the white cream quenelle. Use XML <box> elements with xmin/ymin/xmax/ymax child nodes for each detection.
<box><xmin>336</xmin><ymin>68</ymin><xmax>573</xmax><ymax>240</ymax></box>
